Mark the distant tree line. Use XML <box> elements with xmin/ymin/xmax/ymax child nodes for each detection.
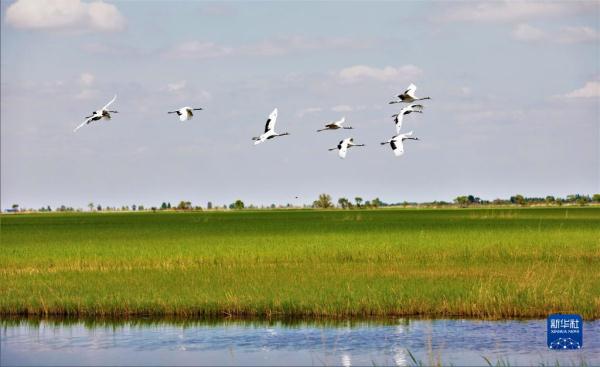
<box><xmin>452</xmin><ymin>194</ymin><xmax>599</xmax><ymax>208</ymax></box>
<box><xmin>313</xmin><ymin>194</ymin><xmax>385</xmax><ymax>209</ymax></box>
<box><xmin>4</xmin><ymin>193</ymin><xmax>600</xmax><ymax>213</ymax></box>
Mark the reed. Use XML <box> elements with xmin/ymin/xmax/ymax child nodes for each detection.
<box><xmin>1</xmin><ymin>208</ymin><xmax>598</xmax><ymax>318</ymax></box>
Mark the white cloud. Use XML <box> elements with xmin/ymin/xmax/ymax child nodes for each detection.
<box><xmin>511</xmin><ymin>24</ymin><xmax>600</xmax><ymax>44</ymax></box>
<box><xmin>165</xmin><ymin>41</ymin><xmax>233</xmax><ymax>59</ymax></box>
<box><xmin>75</xmin><ymin>88</ymin><xmax>99</xmax><ymax>100</ymax></box>
<box><xmin>86</xmin><ymin>1</ymin><xmax>126</xmax><ymax>32</ymax></box>
<box><xmin>437</xmin><ymin>3</ymin><xmax>598</xmax><ymax>44</ymax></box>
<box><xmin>296</xmin><ymin>107</ymin><xmax>323</xmax><ymax>117</ymax></box>
<box><xmin>460</xmin><ymin>86</ymin><xmax>472</xmax><ymax>96</ymax></box>
<box><xmin>337</xmin><ymin>65</ymin><xmax>423</xmax><ymax>84</ymax></box>
<box><xmin>166</xmin><ymin>36</ymin><xmax>371</xmax><ymax>59</ymax></box>
<box><xmin>198</xmin><ymin>3</ymin><xmax>237</xmax><ymax>17</ymax></box>
<box><xmin>565</xmin><ymin>81</ymin><xmax>600</xmax><ymax>98</ymax></box>
<box><xmin>557</xmin><ymin>26</ymin><xmax>600</xmax><ymax>44</ymax></box>
<box><xmin>167</xmin><ymin>80</ymin><xmax>187</xmax><ymax>93</ymax></box>
<box><xmin>511</xmin><ymin>23</ymin><xmax>545</xmax><ymax>42</ymax></box>
<box><xmin>5</xmin><ymin>0</ymin><xmax>125</xmax><ymax>32</ymax></box>
<box><xmin>79</xmin><ymin>72</ymin><xmax>95</xmax><ymax>87</ymax></box>
<box><xmin>74</xmin><ymin>73</ymin><xmax>97</xmax><ymax>99</ymax></box>
<box><xmin>239</xmin><ymin>40</ymin><xmax>287</xmax><ymax>57</ymax></box>
<box><xmin>164</xmin><ymin>81</ymin><xmax>211</xmax><ymax>102</ymax></box>
<box><xmin>81</xmin><ymin>42</ymin><xmax>144</xmax><ymax>58</ymax></box>
<box><xmin>331</xmin><ymin>105</ymin><xmax>353</xmax><ymax>112</ymax></box>
<box><xmin>452</xmin><ymin>102</ymin><xmax>526</xmax><ymax>125</ymax></box>
<box><xmin>195</xmin><ymin>90</ymin><xmax>212</xmax><ymax>102</ymax></box>
<box><xmin>438</xmin><ymin>2</ymin><xmax>586</xmax><ymax>23</ymax></box>
<box><xmin>239</xmin><ymin>36</ymin><xmax>369</xmax><ymax>56</ymax></box>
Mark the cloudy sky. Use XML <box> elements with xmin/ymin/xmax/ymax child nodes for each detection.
<box><xmin>1</xmin><ymin>1</ymin><xmax>598</xmax><ymax>209</ymax></box>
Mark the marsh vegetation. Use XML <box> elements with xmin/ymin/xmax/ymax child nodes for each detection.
<box><xmin>1</xmin><ymin>208</ymin><xmax>598</xmax><ymax>318</ymax></box>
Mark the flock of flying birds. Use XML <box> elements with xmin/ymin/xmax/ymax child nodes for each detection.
<box><xmin>73</xmin><ymin>83</ymin><xmax>431</xmax><ymax>158</ymax></box>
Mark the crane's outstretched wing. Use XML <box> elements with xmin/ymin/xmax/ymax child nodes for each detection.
<box><xmin>264</xmin><ymin>118</ymin><xmax>273</xmax><ymax>133</ymax></box>
<box><xmin>394</xmin><ymin>113</ymin><xmax>404</xmax><ymax>134</ymax></box>
<box><xmin>404</xmin><ymin>84</ymin><xmax>417</xmax><ymax>98</ymax></box>
<box><xmin>264</xmin><ymin>108</ymin><xmax>278</xmax><ymax>133</ymax></box>
<box><xmin>338</xmin><ymin>138</ymin><xmax>350</xmax><ymax>158</ymax></box>
<box><xmin>73</xmin><ymin>116</ymin><xmax>93</xmax><ymax>132</ymax></box>
<box><xmin>338</xmin><ymin>144</ymin><xmax>348</xmax><ymax>158</ymax></box>
<box><xmin>102</xmin><ymin>95</ymin><xmax>117</xmax><ymax>111</ymax></box>
<box><xmin>179</xmin><ymin>109</ymin><xmax>190</xmax><ymax>121</ymax></box>
<box><xmin>391</xmin><ymin>139</ymin><xmax>405</xmax><ymax>156</ymax></box>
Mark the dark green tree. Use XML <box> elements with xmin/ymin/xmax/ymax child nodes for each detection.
<box><xmin>510</xmin><ymin>194</ymin><xmax>526</xmax><ymax>206</ymax></box>
<box><xmin>177</xmin><ymin>201</ymin><xmax>192</xmax><ymax>210</ymax></box>
<box><xmin>371</xmin><ymin>198</ymin><xmax>383</xmax><ymax>208</ymax></box>
<box><xmin>338</xmin><ymin>197</ymin><xmax>350</xmax><ymax>209</ymax></box>
<box><xmin>314</xmin><ymin>194</ymin><xmax>333</xmax><ymax>208</ymax></box>
<box><xmin>576</xmin><ymin>196</ymin><xmax>591</xmax><ymax>206</ymax></box>
<box><xmin>454</xmin><ymin>196</ymin><xmax>469</xmax><ymax>208</ymax></box>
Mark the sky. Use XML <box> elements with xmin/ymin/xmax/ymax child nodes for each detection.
<box><xmin>1</xmin><ymin>0</ymin><xmax>599</xmax><ymax>209</ymax></box>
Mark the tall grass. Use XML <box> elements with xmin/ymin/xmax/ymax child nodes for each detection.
<box><xmin>1</xmin><ymin>208</ymin><xmax>599</xmax><ymax>318</ymax></box>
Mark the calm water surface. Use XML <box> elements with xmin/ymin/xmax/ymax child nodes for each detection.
<box><xmin>1</xmin><ymin>318</ymin><xmax>598</xmax><ymax>366</ymax></box>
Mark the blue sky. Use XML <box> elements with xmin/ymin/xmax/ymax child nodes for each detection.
<box><xmin>1</xmin><ymin>1</ymin><xmax>598</xmax><ymax>209</ymax></box>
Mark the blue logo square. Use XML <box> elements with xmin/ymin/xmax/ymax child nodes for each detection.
<box><xmin>547</xmin><ymin>314</ymin><xmax>583</xmax><ymax>350</ymax></box>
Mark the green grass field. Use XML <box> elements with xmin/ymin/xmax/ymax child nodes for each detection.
<box><xmin>1</xmin><ymin>208</ymin><xmax>599</xmax><ymax>319</ymax></box>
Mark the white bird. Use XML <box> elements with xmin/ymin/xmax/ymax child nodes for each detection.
<box><xmin>380</xmin><ymin>131</ymin><xmax>419</xmax><ymax>157</ymax></box>
<box><xmin>73</xmin><ymin>95</ymin><xmax>118</xmax><ymax>132</ymax></box>
<box><xmin>389</xmin><ymin>83</ymin><xmax>431</xmax><ymax>104</ymax></box>
<box><xmin>328</xmin><ymin>137</ymin><xmax>365</xmax><ymax>159</ymax></box>
<box><xmin>168</xmin><ymin>106</ymin><xmax>203</xmax><ymax>121</ymax></box>
<box><xmin>316</xmin><ymin>117</ymin><xmax>352</xmax><ymax>132</ymax></box>
<box><xmin>391</xmin><ymin>104</ymin><xmax>423</xmax><ymax>134</ymax></box>
<box><xmin>252</xmin><ymin>108</ymin><xmax>290</xmax><ymax>145</ymax></box>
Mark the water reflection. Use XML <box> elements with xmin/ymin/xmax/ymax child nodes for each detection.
<box><xmin>1</xmin><ymin>317</ymin><xmax>598</xmax><ymax>366</ymax></box>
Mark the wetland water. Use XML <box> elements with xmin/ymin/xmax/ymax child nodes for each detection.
<box><xmin>2</xmin><ymin>318</ymin><xmax>599</xmax><ymax>366</ymax></box>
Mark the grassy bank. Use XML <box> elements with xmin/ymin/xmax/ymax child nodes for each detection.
<box><xmin>1</xmin><ymin>208</ymin><xmax>599</xmax><ymax>318</ymax></box>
